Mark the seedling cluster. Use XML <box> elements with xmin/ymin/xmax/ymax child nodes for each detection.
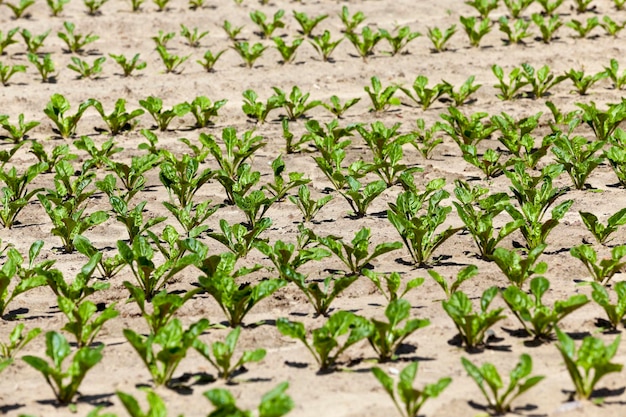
<box><xmin>3</xmin><ymin>0</ymin><xmax>626</xmax><ymax>416</ymax></box>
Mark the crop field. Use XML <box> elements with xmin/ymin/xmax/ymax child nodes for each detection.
<box><xmin>3</xmin><ymin>0</ymin><xmax>626</xmax><ymax>416</ymax></box>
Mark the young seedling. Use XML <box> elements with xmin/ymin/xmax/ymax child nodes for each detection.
<box><xmin>74</xmin><ymin>136</ymin><xmax>122</xmax><ymax>169</ymax></box>
<box><xmin>83</xmin><ymin>0</ymin><xmax>108</xmax><ymax>15</ymax></box>
<box><xmin>43</xmin><ymin>94</ymin><xmax>94</xmax><ymax>138</ymax></box>
<box><xmin>204</xmin><ymin>383</ymin><xmax>294</xmax><ymax>417</ymax></box>
<box><xmin>242</xmin><ymin>89</ymin><xmax>281</xmax><ymax>124</ymax></box>
<box><xmin>570</xmin><ymin>244</ymin><xmax>626</xmax><ymax>285</ymax></box>
<box><xmin>0</xmin><ymin>62</ymin><xmax>25</xmax><ymax>86</ymax></box>
<box><xmin>57</xmin><ymin>21</ymin><xmax>99</xmax><ymax>54</ymax></box>
<box><xmin>159</xmin><ymin>152</ymin><xmax>214</xmax><ymax>207</ymax></box>
<box><xmin>185</xmin><ymin>96</ymin><xmax>226</xmax><ymax>128</ymax></box>
<box><xmin>459</xmin><ymin>16</ymin><xmax>492</xmax><ymax>48</ymax></box>
<box><xmin>271</xmin><ymin>85</ymin><xmax>322</xmax><ymax>120</ymax></box>
<box><xmin>492</xmin><ymin>64</ymin><xmax>528</xmax><ymax>100</ymax></box>
<box><xmin>577</xmin><ymin>100</ymin><xmax>626</xmax><ymax>142</ymax></box>
<box><xmin>271</xmin><ymin>37</ymin><xmax>303</xmax><ymax>64</ymax></box>
<box><xmin>288</xmin><ymin>184</ymin><xmax>333</xmax><ymax>223</ymax></box>
<box><xmin>453</xmin><ymin>181</ymin><xmax>523</xmax><ymax>259</ymax></box>
<box><xmin>0</xmin><ymin>323</ymin><xmax>40</xmax><ymax>365</ymax></box>
<box><xmin>388</xmin><ymin>184</ymin><xmax>463</xmax><ymax>267</ymax></box>
<box><xmin>110</xmin><ymin>198</ymin><xmax>167</xmax><ymax>244</ymax></box>
<box><xmin>566</xmin><ymin>17</ymin><xmax>599</xmax><ymax>38</ymax></box>
<box><xmin>151</xmin><ymin>30</ymin><xmax>175</xmax><ymax>48</ymax></box>
<box><xmin>293</xmin><ymin>10</ymin><xmax>328</xmax><ymax>37</ymax></box>
<box><xmin>442</xmin><ymin>286</ymin><xmax>507</xmax><ymax>351</ymax></box>
<box><xmin>67</xmin><ymin>56</ymin><xmax>106</xmax><ymax>79</ymax></box>
<box><xmin>411</xmin><ymin>119</ymin><xmax>444</xmax><ymax>159</ymax></box>
<box><xmin>339</xmin><ymin>5</ymin><xmax>366</xmax><ymax>34</ymax></box>
<box><xmin>316</xmin><ymin>227</ymin><xmax>402</xmax><ymax>277</ymax></box>
<box><xmin>399</xmin><ymin>75</ymin><xmax>449</xmax><ymax>110</ymax></box>
<box><xmin>58</xmin><ymin>296</ymin><xmax>118</xmax><ymax>348</ymax></box>
<box><xmin>443</xmin><ymin>75</ymin><xmax>482</xmax><ymax>106</ymax></box>
<box><xmin>426</xmin><ymin>25</ymin><xmax>457</xmax><ymax>52</ymax></box>
<box><xmin>108</xmin><ymin>53</ymin><xmax>146</xmax><ymax>77</ymax></box>
<box><xmin>427</xmin><ymin>265</ymin><xmax>477</xmax><ymax>300</ymax></box>
<box><xmin>461</xmin><ymin>145</ymin><xmax>508</xmax><ymax>179</ymax></box>
<box><xmin>363</xmin><ymin>269</ymin><xmax>425</xmax><ymax>302</ymax></box>
<box><xmin>503</xmin><ymin>0</ymin><xmax>534</xmax><ymax>18</ymax></box>
<box><xmin>0</xmin><ymin>245</ymin><xmax>48</xmax><ymax>317</ymax></box>
<box><xmin>309</xmin><ymin>30</ymin><xmax>343</xmax><ymax>62</ymax></box>
<box><xmin>277</xmin><ymin>311</ymin><xmax>372</xmax><ymax>372</ymax></box>
<box><xmin>602</xmin><ymin>58</ymin><xmax>626</xmax><ymax>89</ymax></box>
<box><xmin>520</xmin><ymin>63</ymin><xmax>567</xmax><ymax>99</ymax></box>
<box><xmin>196</xmin><ymin>252</ymin><xmax>286</xmax><ymax>327</ymax></box>
<box><xmin>222</xmin><ymin>20</ymin><xmax>244</xmax><ymax>41</ymax></box>
<box><xmin>0</xmin><ymin>113</ymin><xmax>39</xmax><ymax>142</ymax></box>
<box><xmin>462</xmin><ymin>354</ymin><xmax>544</xmax><ymax>414</ymax></box>
<box><xmin>262</xmin><ymin>155</ymin><xmax>309</xmax><ymax>202</ymax></box>
<box><xmin>372</xmin><ymin>362</ymin><xmax>451</xmax><ymax>417</ymax></box>
<box><xmin>47</xmin><ymin>0</ymin><xmax>70</xmax><ymax>15</ymax></box>
<box><xmin>29</xmin><ymin>143</ymin><xmax>76</xmax><ymax>174</ymax></box>
<box><xmin>368</xmin><ymin>298</ymin><xmax>430</xmax><ymax>362</ymax></box>
<box><xmin>180</xmin><ymin>24</ymin><xmax>208</xmax><ymax>47</ymax></box>
<box><xmin>600</xmin><ymin>16</ymin><xmax>625</xmax><ymax>37</ymax></box>
<box><xmin>91</xmin><ymin>98</ymin><xmax>144</xmax><ymax>135</ymax></box>
<box><xmin>579</xmin><ymin>208</ymin><xmax>626</xmax><ymax>244</ymax></box>
<box><xmin>0</xmin><ymin>28</ymin><xmax>19</xmax><ymax>56</ymax></box>
<box><xmin>3</xmin><ymin>0</ymin><xmax>35</xmax><ymax>19</ymax></box>
<box><xmin>20</xmin><ymin>29</ymin><xmax>49</xmax><ymax>54</ymax></box>
<box><xmin>322</xmin><ymin>95</ymin><xmax>360</xmax><ymax>118</ymax></box>
<box><xmin>27</xmin><ymin>53</ymin><xmax>56</xmax><ymax>83</ymax></box>
<box><xmin>364</xmin><ymin>76</ymin><xmax>401</xmax><ymax>112</ymax></box>
<box><xmin>503</xmin><ymin>277</ymin><xmax>589</xmax><ymax>340</ymax></box>
<box><xmin>250</xmin><ymin>9</ymin><xmax>285</xmax><ymax>38</ymax></box>
<box><xmin>346</xmin><ymin>26</ymin><xmax>384</xmax><ymax>61</ymax></box>
<box><xmin>281</xmin><ymin>269</ymin><xmax>358</xmax><ymax>317</ymax></box>
<box><xmin>531</xmin><ymin>13</ymin><xmax>563</xmax><ymax>43</ymax></box>
<box><xmin>255</xmin><ymin>238</ymin><xmax>330</xmax><ymax>281</ymax></box>
<box><xmin>23</xmin><ymin>331</ymin><xmax>103</xmax><ymax>404</ymax></box>
<box><xmin>152</xmin><ymin>0</ymin><xmax>170</xmax><ymax>11</ymax></box>
<box><xmin>535</xmin><ymin>0</ymin><xmax>564</xmax><ymax>15</ymax></box>
<box><xmin>551</xmin><ymin>134</ymin><xmax>604</xmax><ymax>189</ymax></box>
<box><xmin>0</xmin><ymin>161</ymin><xmax>47</xmax><ymax>228</ymax></box>
<box><xmin>591</xmin><ymin>281</ymin><xmax>626</xmax><ymax>331</ymax></box>
<box><xmin>380</xmin><ymin>25</ymin><xmax>421</xmax><ymax>56</ymax></box>
<box><xmin>156</xmin><ymin>46</ymin><xmax>190</xmax><ymax>74</ymax></box>
<box><xmin>439</xmin><ymin>106</ymin><xmax>495</xmax><ymax>146</ymax></box>
<box><xmin>504</xmin><ymin>163</ymin><xmax>574</xmax><ymax>250</ymax></box>
<box><xmin>492</xmin><ymin>244</ymin><xmax>548</xmax><ymax>288</ymax></box>
<box><xmin>194</xmin><ymin>326</ymin><xmax>266</xmax><ymax>380</ymax></box>
<box><xmin>498</xmin><ymin>17</ymin><xmax>532</xmax><ymax>44</ymax></box>
<box><xmin>466</xmin><ymin>0</ymin><xmax>498</xmax><ymax>18</ymax></box>
<box><xmin>196</xmin><ymin>49</ymin><xmax>226</xmax><ymax>72</ymax></box>
<box><xmin>573</xmin><ymin>0</ymin><xmax>594</xmax><ymax>13</ymax></box>
<box><xmin>73</xmin><ymin>235</ymin><xmax>124</xmax><ymax>280</ymax></box>
<box><xmin>139</xmin><ymin>96</ymin><xmax>190</xmax><ymax>131</ymax></box>
<box><xmin>555</xmin><ymin>327</ymin><xmax>622</xmax><ymax>400</ymax></box>
<box><xmin>231</xmin><ymin>41</ymin><xmax>267</xmax><ymax>68</ymax></box>
<box><xmin>565</xmin><ymin>68</ymin><xmax>608</xmax><ymax>95</ymax></box>
<box><xmin>124</xmin><ymin>318</ymin><xmax>210</xmax><ymax>386</ymax></box>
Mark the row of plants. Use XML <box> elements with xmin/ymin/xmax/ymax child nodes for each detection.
<box><xmin>0</xmin><ymin>224</ymin><xmax>624</xmax><ymax>416</ymax></box>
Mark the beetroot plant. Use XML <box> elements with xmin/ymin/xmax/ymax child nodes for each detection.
<box><xmin>579</xmin><ymin>208</ymin><xmax>626</xmax><ymax>244</ymax></box>
<box><xmin>427</xmin><ymin>265</ymin><xmax>477</xmax><ymax>299</ymax></box>
<box><xmin>0</xmin><ymin>62</ymin><xmax>25</xmax><ymax>86</ymax></box>
<box><xmin>108</xmin><ymin>53</ymin><xmax>146</xmax><ymax>77</ymax></box>
<box><xmin>492</xmin><ymin>244</ymin><xmax>548</xmax><ymax>289</ymax></box>
<box><xmin>92</xmin><ymin>98</ymin><xmax>145</xmax><ymax>135</ymax></box>
<box><xmin>570</xmin><ymin>244</ymin><xmax>626</xmax><ymax>285</ymax></box>
<box><xmin>555</xmin><ymin>327</ymin><xmax>622</xmax><ymax>400</ymax></box>
<box><xmin>591</xmin><ymin>281</ymin><xmax>626</xmax><ymax>331</ymax></box>
<box><xmin>277</xmin><ymin>311</ymin><xmax>372</xmax><ymax>372</ymax></box>
<box><xmin>23</xmin><ymin>331</ymin><xmax>103</xmax><ymax>404</ymax></box>
<box><xmin>43</xmin><ymin>94</ymin><xmax>94</xmax><ymax>138</ymax></box>
<box><xmin>503</xmin><ymin>277</ymin><xmax>588</xmax><ymax>341</ymax></box>
<box><xmin>0</xmin><ymin>113</ymin><xmax>39</xmax><ymax>142</ymax></box>
<box><xmin>442</xmin><ymin>286</ymin><xmax>507</xmax><ymax>351</ymax></box>
<box><xmin>346</xmin><ymin>26</ymin><xmax>383</xmax><ymax>61</ymax></box>
<box><xmin>194</xmin><ymin>326</ymin><xmax>266</xmax><ymax>380</ymax></box>
<box><xmin>339</xmin><ymin>6</ymin><xmax>366</xmax><ymax>34</ymax></box>
<box><xmin>57</xmin><ymin>21</ymin><xmax>99</xmax><ymax>53</ymax></box>
<box><xmin>462</xmin><ymin>354</ymin><xmax>544</xmax><ymax>414</ymax></box>
<box><xmin>124</xmin><ymin>318</ymin><xmax>210</xmax><ymax>386</ymax></box>
<box><xmin>368</xmin><ymin>298</ymin><xmax>430</xmax><ymax>362</ymax></box>
<box><xmin>288</xmin><ymin>184</ymin><xmax>333</xmax><ymax>223</ymax></box>
<box><xmin>498</xmin><ymin>17</ymin><xmax>532</xmax><ymax>44</ymax></box>
<box><xmin>250</xmin><ymin>9</ymin><xmax>285</xmax><ymax>38</ymax></box>
<box><xmin>196</xmin><ymin>49</ymin><xmax>226</xmax><ymax>72</ymax></box>
<box><xmin>426</xmin><ymin>25</ymin><xmax>457</xmax><ymax>52</ymax></box>
<box><xmin>372</xmin><ymin>361</ymin><xmax>451</xmax><ymax>417</ymax></box>
<box><xmin>139</xmin><ymin>96</ymin><xmax>190</xmax><ymax>131</ymax></box>
<box><xmin>459</xmin><ymin>16</ymin><xmax>492</xmax><ymax>48</ymax></box>
<box><xmin>196</xmin><ymin>252</ymin><xmax>286</xmax><ymax>327</ymax></box>
<box><xmin>399</xmin><ymin>75</ymin><xmax>449</xmax><ymax>110</ymax></box>
<box><xmin>309</xmin><ymin>30</ymin><xmax>343</xmax><ymax>62</ymax></box>
<box><xmin>272</xmin><ymin>37</ymin><xmax>303</xmax><ymax>64</ymax></box>
<box><xmin>0</xmin><ymin>161</ymin><xmax>47</xmax><ymax>228</ymax></box>
<box><xmin>293</xmin><ymin>10</ymin><xmax>328</xmax><ymax>37</ymax></box>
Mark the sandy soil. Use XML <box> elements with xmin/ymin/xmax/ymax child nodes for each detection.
<box><xmin>2</xmin><ymin>0</ymin><xmax>626</xmax><ymax>416</ymax></box>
